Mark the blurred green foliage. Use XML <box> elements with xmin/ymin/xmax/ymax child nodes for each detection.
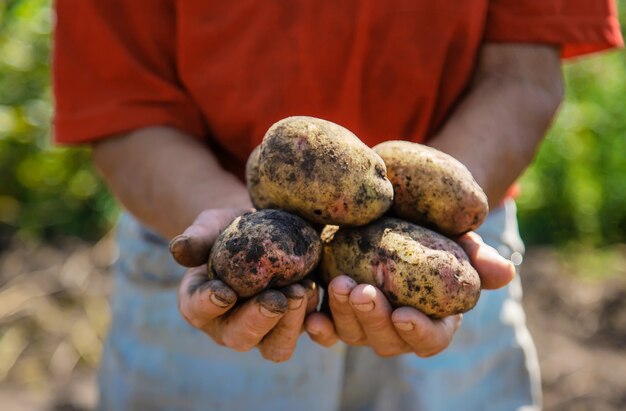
<box><xmin>0</xmin><ymin>0</ymin><xmax>117</xmax><ymax>245</ymax></box>
<box><xmin>0</xmin><ymin>0</ymin><xmax>624</xmax><ymax>247</ymax></box>
<box><xmin>518</xmin><ymin>3</ymin><xmax>626</xmax><ymax>246</ymax></box>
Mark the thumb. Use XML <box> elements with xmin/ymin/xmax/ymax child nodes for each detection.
<box><xmin>169</xmin><ymin>208</ymin><xmax>252</xmax><ymax>267</ymax></box>
<box><xmin>456</xmin><ymin>232</ymin><xmax>516</xmax><ymax>290</ymax></box>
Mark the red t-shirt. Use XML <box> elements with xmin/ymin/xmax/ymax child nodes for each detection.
<box><xmin>53</xmin><ymin>0</ymin><xmax>622</xmax><ymax>176</ymax></box>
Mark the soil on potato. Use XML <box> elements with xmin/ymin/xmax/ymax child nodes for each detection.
<box><xmin>0</xmin><ymin>237</ymin><xmax>624</xmax><ymax>410</ymax></box>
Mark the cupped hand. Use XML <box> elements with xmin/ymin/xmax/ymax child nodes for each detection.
<box><xmin>170</xmin><ymin>209</ymin><xmax>320</xmax><ymax>362</ymax></box>
<box><xmin>304</xmin><ymin>231</ymin><xmax>516</xmax><ymax>356</ymax></box>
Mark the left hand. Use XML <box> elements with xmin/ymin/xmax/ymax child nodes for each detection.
<box><xmin>303</xmin><ymin>232</ymin><xmax>516</xmax><ymax>356</ymax></box>
<box><xmin>172</xmin><ymin>208</ymin><xmax>322</xmax><ymax>362</ymax></box>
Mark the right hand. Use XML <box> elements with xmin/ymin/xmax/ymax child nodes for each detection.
<box><xmin>170</xmin><ymin>209</ymin><xmax>321</xmax><ymax>362</ymax></box>
<box><xmin>303</xmin><ymin>232</ymin><xmax>516</xmax><ymax>356</ymax></box>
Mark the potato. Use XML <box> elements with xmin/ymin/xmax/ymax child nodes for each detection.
<box><xmin>252</xmin><ymin>116</ymin><xmax>393</xmax><ymax>226</ymax></box>
<box><xmin>245</xmin><ymin>145</ymin><xmax>273</xmax><ymax>209</ymax></box>
<box><xmin>320</xmin><ymin>217</ymin><xmax>481</xmax><ymax>318</ymax></box>
<box><xmin>373</xmin><ymin>141</ymin><xmax>488</xmax><ymax>236</ymax></box>
<box><xmin>209</xmin><ymin>209</ymin><xmax>322</xmax><ymax>298</ymax></box>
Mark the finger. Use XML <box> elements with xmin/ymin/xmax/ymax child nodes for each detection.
<box><xmin>302</xmin><ymin>279</ymin><xmax>320</xmax><ymax>315</ymax></box>
<box><xmin>391</xmin><ymin>307</ymin><xmax>463</xmax><ymax>357</ymax></box>
<box><xmin>178</xmin><ymin>266</ymin><xmax>237</xmax><ymax>330</ymax></box>
<box><xmin>328</xmin><ymin>276</ymin><xmax>366</xmax><ymax>345</ymax></box>
<box><xmin>349</xmin><ymin>284</ymin><xmax>410</xmax><ymax>357</ymax></box>
<box><xmin>304</xmin><ymin>312</ymin><xmax>339</xmax><ymax>347</ymax></box>
<box><xmin>169</xmin><ymin>208</ymin><xmax>251</xmax><ymax>267</ymax></box>
<box><xmin>456</xmin><ymin>232</ymin><xmax>516</xmax><ymax>290</ymax></box>
<box><xmin>220</xmin><ymin>290</ymin><xmax>288</xmax><ymax>352</ymax></box>
<box><xmin>259</xmin><ymin>284</ymin><xmax>307</xmax><ymax>362</ymax></box>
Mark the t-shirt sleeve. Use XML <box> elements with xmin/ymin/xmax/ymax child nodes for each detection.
<box><xmin>53</xmin><ymin>0</ymin><xmax>207</xmax><ymax>144</ymax></box>
<box><xmin>484</xmin><ymin>0</ymin><xmax>624</xmax><ymax>59</ymax></box>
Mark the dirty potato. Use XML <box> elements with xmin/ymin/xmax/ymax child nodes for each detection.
<box><xmin>320</xmin><ymin>217</ymin><xmax>481</xmax><ymax>318</ymax></box>
<box><xmin>374</xmin><ymin>141</ymin><xmax>488</xmax><ymax>236</ymax></box>
<box><xmin>245</xmin><ymin>145</ymin><xmax>273</xmax><ymax>209</ymax></box>
<box><xmin>253</xmin><ymin>116</ymin><xmax>394</xmax><ymax>226</ymax></box>
<box><xmin>209</xmin><ymin>209</ymin><xmax>321</xmax><ymax>298</ymax></box>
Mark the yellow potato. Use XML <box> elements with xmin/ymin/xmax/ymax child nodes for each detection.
<box><xmin>252</xmin><ymin>116</ymin><xmax>394</xmax><ymax>226</ymax></box>
<box><xmin>245</xmin><ymin>145</ymin><xmax>273</xmax><ymax>209</ymax></box>
<box><xmin>374</xmin><ymin>141</ymin><xmax>488</xmax><ymax>236</ymax></box>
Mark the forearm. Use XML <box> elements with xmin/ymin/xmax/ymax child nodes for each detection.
<box><xmin>91</xmin><ymin>126</ymin><xmax>252</xmax><ymax>239</ymax></box>
<box><xmin>429</xmin><ymin>44</ymin><xmax>564</xmax><ymax>208</ymax></box>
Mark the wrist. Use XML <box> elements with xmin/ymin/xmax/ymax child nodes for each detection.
<box><xmin>92</xmin><ymin>126</ymin><xmax>253</xmax><ymax>239</ymax></box>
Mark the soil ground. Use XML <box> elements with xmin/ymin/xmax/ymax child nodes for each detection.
<box><xmin>0</xmin><ymin>236</ymin><xmax>624</xmax><ymax>410</ymax></box>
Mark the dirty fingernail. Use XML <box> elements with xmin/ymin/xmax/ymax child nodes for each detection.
<box><xmin>209</xmin><ymin>293</ymin><xmax>230</xmax><ymax>308</ymax></box>
<box><xmin>394</xmin><ymin>321</ymin><xmax>415</xmax><ymax>331</ymax></box>
<box><xmin>169</xmin><ymin>235</ymin><xmax>187</xmax><ymax>252</ymax></box>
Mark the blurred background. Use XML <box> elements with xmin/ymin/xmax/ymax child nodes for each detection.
<box><xmin>0</xmin><ymin>1</ymin><xmax>625</xmax><ymax>410</ymax></box>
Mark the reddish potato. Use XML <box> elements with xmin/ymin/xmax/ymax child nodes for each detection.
<box><xmin>209</xmin><ymin>209</ymin><xmax>321</xmax><ymax>298</ymax></box>
<box><xmin>320</xmin><ymin>217</ymin><xmax>481</xmax><ymax>318</ymax></box>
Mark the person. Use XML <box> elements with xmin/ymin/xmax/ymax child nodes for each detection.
<box><xmin>53</xmin><ymin>1</ymin><xmax>622</xmax><ymax>410</ymax></box>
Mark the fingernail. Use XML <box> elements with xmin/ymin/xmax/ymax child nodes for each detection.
<box><xmin>288</xmin><ymin>298</ymin><xmax>303</xmax><ymax>310</ymax></box>
<box><xmin>169</xmin><ymin>234</ymin><xmax>187</xmax><ymax>246</ymax></box>
<box><xmin>209</xmin><ymin>293</ymin><xmax>230</xmax><ymax>308</ymax></box>
<box><xmin>307</xmin><ymin>325</ymin><xmax>321</xmax><ymax>335</ymax></box>
<box><xmin>168</xmin><ymin>235</ymin><xmax>186</xmax><ymax>254</ymax></box>
<box><xmin>260</xmin><ymin>305</ymin><xmax>282</xmax><ymax>318</ymax></box>
<box><xmin>394</xmin><ymin>321</ymin><xmax>415</xmax><ymax>331</ymax></box>
<box><xmin>352</xmin><ymin>301</ymin><xmax>374</xmax><ymax>312</ymax></box>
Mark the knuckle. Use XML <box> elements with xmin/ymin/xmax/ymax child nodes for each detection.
<box><xmin>373</xmin><ymin>347</ymin><xmax>395</xmax><ymax>358</ymax></box>
<box><xmin>222</xmin><ymin>335</ymin><xmax>254</xmax><ymax>352</ymax></box>
<box><xmin>373</xmin><ymin>344</ymin><xmax>404</xmax><ymax>358</ymax></box>
<box><xmin>245</xmin><ymin>320</ymin><xmax>275</xmax><ymax>338</ymax></box>
<box><xmin>340</xmin><ymin>333</ymin><xmax>367</xmax><ymax>346</ymax></box>
<box><xmin>415</xmin><ymin>345</ymin><xmax>445</xmax><ymax>358</ymax></box>
<box><xmin>415</xmin><ymin>350</ymin><xmax>438</xmax><ymax>358</ymax></box>
<box><xmin>211</xmin><ymin>336</ymin><xmax>226</xmax><ymax>347</ymax></box>
<box><xmin>407</xmin><ymin>329</ymin><xmax>430</xmax><ymax>347</ymax></box>
<box><xmin>260</xmin><ymin>347</ymin><xmax>293</xmax><ymax>363</ymax></box>
<box><xmin>314</xmin><ymin>337</ymin><xmax>335</xmax><ymax>348</ymax></box>
<box><xmin>189</xmin><ymin>317</ymin><xmax>206</xmax><ymax>330</ymax></box>
<box><xmin>197</xmin><ymin>209</ymin><xmax>215</xmax><ymax>221</ymax></box>
<box><xmin>224</xmin><ymin>339</ymin><xmax>254</xmax><ymax>352</ymax></box>
<box><xmin>362</xmin><ymin>317</ymin><xmax>389</xmax><ymax>333</ymax></box>
<box><xmin>179</xmin><ymin>304</ymin><xmax>205</xmax><ymax>330</ymax></box>
<box><xmin>232</xmin><ymin>345</ymin><xmax>254</xmax><ymax>353</ymax></box>
<box><xmin>322</xmin><ymin>338</ymin><xmax>339</xmax><ymax>348</ymax></box>
<box><xmin>235</xmin><ymin>326</ymin><xmax>267</xmax><ymax>347</ymax></box>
